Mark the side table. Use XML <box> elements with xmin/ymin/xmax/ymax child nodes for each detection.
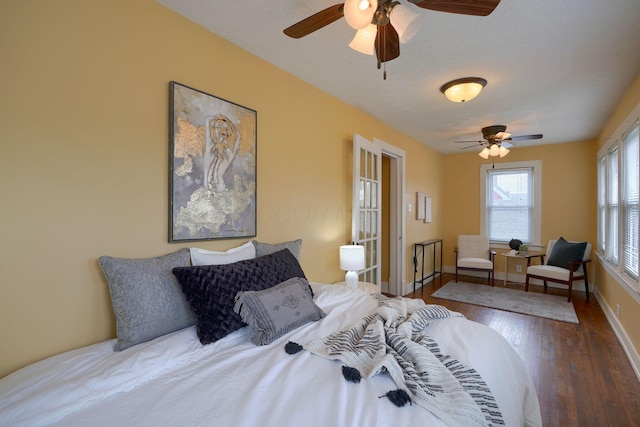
<box><xmin>334</xmin><ymin>281</ymin><xmax>380</xmax><ymax>294</ymax></box>
<box><xmin>501</xmin><ymin>252</ymin><xmax>527</xmax><ymax>286</ymax></box>
<box><xmin>413</xmin><ymin>239</ymin><xmax>443</xmax><ymax>293</ymax></box>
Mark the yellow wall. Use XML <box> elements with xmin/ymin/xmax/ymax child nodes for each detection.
<box><xmin>2</xmin><ymin>0</ymin><xmax>637</xmax><ymax>379</ymax></box>
<box><xmin>442</xmin><ymin>140</ymin><xmax>597</xmax><ymax>275</ymax></box>
<box><xmin>0</xmin><ymin>0</ymin><xmax>442</xmax><ymax>377</ymax></box>
<box><xmin>594</xmin><ymin>74</ymin><xmax>640</xmax><ymax>356</ymax></box>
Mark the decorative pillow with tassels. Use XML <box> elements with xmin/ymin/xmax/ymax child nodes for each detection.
<box><xmin>173</xmin><ymin>249</ymin><xmax>306</xmax><ymax>345</ymax></box>
<box><xmin>234</xmin><ymin>277</ymin><xmax>325</xmax><ymax>345</ymax></box>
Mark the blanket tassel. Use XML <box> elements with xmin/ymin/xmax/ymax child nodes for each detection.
<box><xmin>379</xmin><ymin>389</ymin><xmax>412</xmax><ymax>407</ymax></box>
<box><xmin>341</xmin><ymin>366</ymin><xmax>361</xmax><ymax>383</ymax></box>
<box><xmin>285</xmin><ymin>341</ymin><xmax>303</xmax><ymax>354</ymax></box>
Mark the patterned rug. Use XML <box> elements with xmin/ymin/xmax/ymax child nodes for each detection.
<box><xmin>431</xmin><ymin>281</ymin><xmax>579</xmax><ymax>324</ymax></box>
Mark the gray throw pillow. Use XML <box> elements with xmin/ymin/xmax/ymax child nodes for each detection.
<box><xmin>252</xmin><ymin>239</ymin><xmax>302</xmax><ymax>261</ymax></box>
<box><xmin>234</xmin><ymin>277</ymin><xmax>325</xmax><ymax>345</ymax></box>
<box><xmin>173</xmin><ymin>249</ymin><xmax>306</xmax><ymax>345</ymax></box>
<box><xmin>98</xmin><ymin>248</ymin><xmax>194</xmax><ymax>351</ymax></box>
<box><xmin>547</xmin><ymin>237</ymin><xmax>588</xmax><ymax>271</ymax></box>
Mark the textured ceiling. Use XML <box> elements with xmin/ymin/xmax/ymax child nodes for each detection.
<box><xmin>157</xmin><ymin>0</ymin><xmax>640</xmax><ymax>154</ymax></box>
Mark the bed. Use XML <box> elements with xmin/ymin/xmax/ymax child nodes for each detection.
<box><xmin>0</xmin><ymin>243</ymin><xmax>542</xmax><ymax>427</ymax></box>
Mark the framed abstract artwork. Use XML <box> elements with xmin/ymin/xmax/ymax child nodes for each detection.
<box><xmin>169</xmin><ymin>81</ymin><xmax>257</xmax><ymax>242</ymax></box>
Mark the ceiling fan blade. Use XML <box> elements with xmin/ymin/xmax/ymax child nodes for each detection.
<box><xmin>408</xmin><ymin>0</ymin><xmax>501</xmax><ymax>16</ymax></box>
<box><xmin>501</xmin><ymin>141</ymin><xmax>513</xmax><ymax>149</ymax></box>
<box><xmin>460</xmin><ymin>144</ymin><xmax>481</xmax><ymax>150</ymax></box>
<box><xmin>505</xmin><ymin>134</ymin><xmax>543</xmax><ymax>142</ymax></box>
<box><xmin>283</xmin><ymin>4</ymin><xmax>345</xmax><ymax>39</ymax></box>
<box><xmin>375</xmin><ymin>24</ymin><xmax>400</xmax><ymax>63</ymax></box>
<box><xmin>454</xmin><ymin>140</ymin><xmax>484</xmax><ymax>144</ymax></box>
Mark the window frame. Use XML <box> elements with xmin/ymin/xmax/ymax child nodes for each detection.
<box><xmin>621</xmin><ymin>123</ymin><xmax>639</xmax><ymax>280</ymax></box>
<box><xmin>480</xmin><ymin>160</ymin><xmax>542</xmax><ymax>247</ymax></box>
<box><xmin>597</xmin><ymin>116</ymin><xmax>640</xmax><ymax>294</ymax></box>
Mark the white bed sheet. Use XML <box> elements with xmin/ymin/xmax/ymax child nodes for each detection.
<box><xmin>0</xmin><ymin>283</ymin><xmax>541</xmax><ymax>427</ymax></box>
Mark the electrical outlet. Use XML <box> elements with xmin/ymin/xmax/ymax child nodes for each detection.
<box><xmin>516</xmin><ymin>265</ymin><xmax>522</xmax><ymax>273</ymax></box>
<box><xmin>616</xmin><ymin>304</ymin><xmax>620</xmax><ymax>317</ymax></box>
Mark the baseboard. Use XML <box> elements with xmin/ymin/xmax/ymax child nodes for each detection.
<box><xmin>381</xmin><ymin>280</ymin><xmax>389</xmax><ymax>294</ymax></box>
<box><xmin>594</xmin><ymin>287</ymin><xmax>640</xmax><ymax>382</ymax></box>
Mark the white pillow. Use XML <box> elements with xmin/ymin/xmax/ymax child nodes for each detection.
<box><xmin>190</xmin><ymin>241</ymin><xmax>256</xmax><ymax>266</ymax></box>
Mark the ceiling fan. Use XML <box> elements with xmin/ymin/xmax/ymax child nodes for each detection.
<box><xmin>455</xmin><ymin>125</ymin><xmax>543</xmax><ymax>158</ymax></box>
<box><xmin>283</xmin><ymin>0</ymin><xmax>501</xmax><ymax>78</ymax></box>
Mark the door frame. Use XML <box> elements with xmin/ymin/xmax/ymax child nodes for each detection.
<box><xmin>375</xmin><ymin>138</ymin><xmax>406</xmax><ymax>295</ymax></box>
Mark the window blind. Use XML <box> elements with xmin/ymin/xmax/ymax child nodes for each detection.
<box><xmin>622</xmin><ymin>123</ymin><xmax>639</xmax><ymax>279</ymax></box>
<box><xmin>597</xmin><ymin>156</ymin><xmax>606</xmax><ymax>254</ymax></box>
<box><xmin>606</xmin><ymin>147</ymin><xmax>619</xmax><ymax>265</ymax></box>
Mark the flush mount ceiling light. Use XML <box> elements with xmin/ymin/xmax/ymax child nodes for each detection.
<box><xmin>440</xmin><ymin>77</ymin><xmax>487</xmax><ymax>103</ymax></box>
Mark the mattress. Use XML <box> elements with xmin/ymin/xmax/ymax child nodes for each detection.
<box><xmin>0</xmin><ymin>283</ymin><xmax>542</xmax><ymax>426</ymax></box>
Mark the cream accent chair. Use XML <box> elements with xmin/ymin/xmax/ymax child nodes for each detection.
<box><xmin>525</xmin><ymin>239</ymin><xmax>591</xmax><ymax>302</ymax></box>
<box><xmin>455</xmin><ymin>235</ymin><xmax>496</xmax><ymax>286</ymax></box>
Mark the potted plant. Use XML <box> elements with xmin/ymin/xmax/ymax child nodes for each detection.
<box><xmin>519</xmin><ymin>244</ymin><xmax>529</xmax><ymax>256</ymax></box>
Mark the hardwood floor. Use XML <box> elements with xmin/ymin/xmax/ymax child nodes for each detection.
<box><xmin>407</xmin><ymin>273</ymin><xmax>640</xmax><ymax>427</ymax></box>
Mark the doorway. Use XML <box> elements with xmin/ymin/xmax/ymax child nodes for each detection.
<box><xmin>377</xmin><ymin>138</ymin><xmax>405</xmax><ymax>296</ymax></box>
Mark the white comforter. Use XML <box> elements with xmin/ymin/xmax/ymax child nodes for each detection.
<box><xmin>0</xmin><ymin>283</ymin><xmax>541</xmax><ymax>427</ymax></box>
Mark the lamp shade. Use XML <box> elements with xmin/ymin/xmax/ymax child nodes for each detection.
<box><xmin>479</xmin><ymin>147</ymin><xmax>490</xmax><ymax>159</ymax></box>
<box><xmin>340</xmin><ymin>245</ymin><xmax>365</xmax><ymax>271</ymax></box>
<box><xmin>440</xmin><ymin>77</ymin><xmax>487</xmax><ymax>103</ymax></box>
<box><xmin>498</xmin><ymin>146</ymin><xmax>510</xmax><ymax>157</ymax></box>
<box><xmin>344</xmin><ymin>0</ymin><xmax>377</xmax><ymax>30</ymax></box>
<box><xmin>349</xmin><ymin>24</ymin><xmax>377</xmax><ymax>55</ymax></box>
<box><xmin>389</xmin><ymin>4</ymin><xmax>423</xmax><ymax>43</ymax></box>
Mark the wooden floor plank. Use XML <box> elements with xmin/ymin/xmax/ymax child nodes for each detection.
<box><xmin>407</xmin><ymin>273</ymin><xmax>640</xmax><ymax>426</ymax></box>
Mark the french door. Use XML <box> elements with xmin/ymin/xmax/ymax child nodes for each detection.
<box><xmin>352</xmin><ymin>134</ymin><xmax>382</xmax><ymax>287</ymax></box>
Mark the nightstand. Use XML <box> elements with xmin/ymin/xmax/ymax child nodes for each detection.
<box><xmin>334</xmin><ymin>281</ymin><xmax>380</xmax><ymax>294</ymax></box>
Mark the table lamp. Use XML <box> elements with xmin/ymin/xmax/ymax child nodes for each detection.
<box><xmin>340</xmin><ymin>245</ymin><xmax>365</xmax><ymax>288</ymax></box>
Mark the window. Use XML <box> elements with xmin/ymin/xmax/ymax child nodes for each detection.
<box><xmin>622</xmin><ymin>124</ymin><xmax>639</xmax><ymax>279</ymax></box>
<box><xmin>598</xmin><ymin>119</ymin><xmax>639</xmax><ymax>290</ymax></box>
<box><xmin>597</xmin><ymin>156</ymin><xmax>606</xmax><ymax>254</ymax></box>
<box><xmin>480</xmin><ymin>161</ymin><xmax>542</xmax><ymax>245</ymax></box>
<box><xmin>606</xmin><ymin>147</ymin><xmax>619</xmax><ymax>265</ymax></box>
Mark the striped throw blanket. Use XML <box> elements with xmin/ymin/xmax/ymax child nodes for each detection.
<box><xmin>303</xmin><ymin>295</ymin><xmax>505</xmax><ymax>426</ymax></box>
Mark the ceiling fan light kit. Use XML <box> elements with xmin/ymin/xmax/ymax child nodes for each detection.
<box><xmin>349</xmin><ymin>23</ymin><xmax>378</xmax><ymax>55</ymax></box>
<box><xmin>284</xmin><ymin>1</ymin><xmax>502</xmax><ymax>79</ymax></box>
<box><xmin>455</xmin><ymin>124</ymin><xmax>542</xmax><ymax>159</ymax></box>
<box><xmin>440</xmin><ymin>77</ymin><xmax>487</xmax><ymax>103</ymax></box>
<box><xmin>479</xmin><ymin>144</ymin><xmax>509</xmax><ymax>159</ymax></box>
<box><xmin>344</xmin><ymin>0</ymin><xmax>378</xmax><ymax>30</ymax></box>
<box><xmin>389</xmin><ymin>4</ymin><xmax>423</xmax><ymax>43</ymax></box>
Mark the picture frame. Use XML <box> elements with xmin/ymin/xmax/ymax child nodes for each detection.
<box><xmin>169</xmin><ymin>81</ymin><xmax>257</xmax><ymax>242</ymax></box>
<box><xmin>416</xmin><ymin>192</ymin><xmax>425</xmax><ymax>220</ymax></box>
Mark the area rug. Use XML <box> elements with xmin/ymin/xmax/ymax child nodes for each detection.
<box><xmin>431</xmin><ymin>281</ymin><xmax>579</xmax><ymax>324</ymax></box>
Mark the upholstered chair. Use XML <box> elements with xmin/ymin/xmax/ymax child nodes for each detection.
<box><xmin>455</xmin><ymin>235</ymin><xmax>496</xmax><ymax>286</ymax></box>
<box><xmin>525</xmin><ymin>238</ymin><xmax>591</xmax><ymax>302</ymax></box>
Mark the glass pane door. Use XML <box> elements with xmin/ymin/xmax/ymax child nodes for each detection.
<box><xmin>353</xmin><ymin>134</ymin><xmax>382</xmax><ymax>286</ymax></box>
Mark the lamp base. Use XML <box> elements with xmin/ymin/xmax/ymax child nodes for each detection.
<box><xmin>345</xmin><ymin>271</ymin><xmax>359</xmax><ymax>288</ymax></box>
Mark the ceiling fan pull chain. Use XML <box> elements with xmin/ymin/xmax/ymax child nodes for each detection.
<box><xmin>382</xmin><ymin>25</ymin><xmax>387</xmax><ymax>80</ymax></box>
